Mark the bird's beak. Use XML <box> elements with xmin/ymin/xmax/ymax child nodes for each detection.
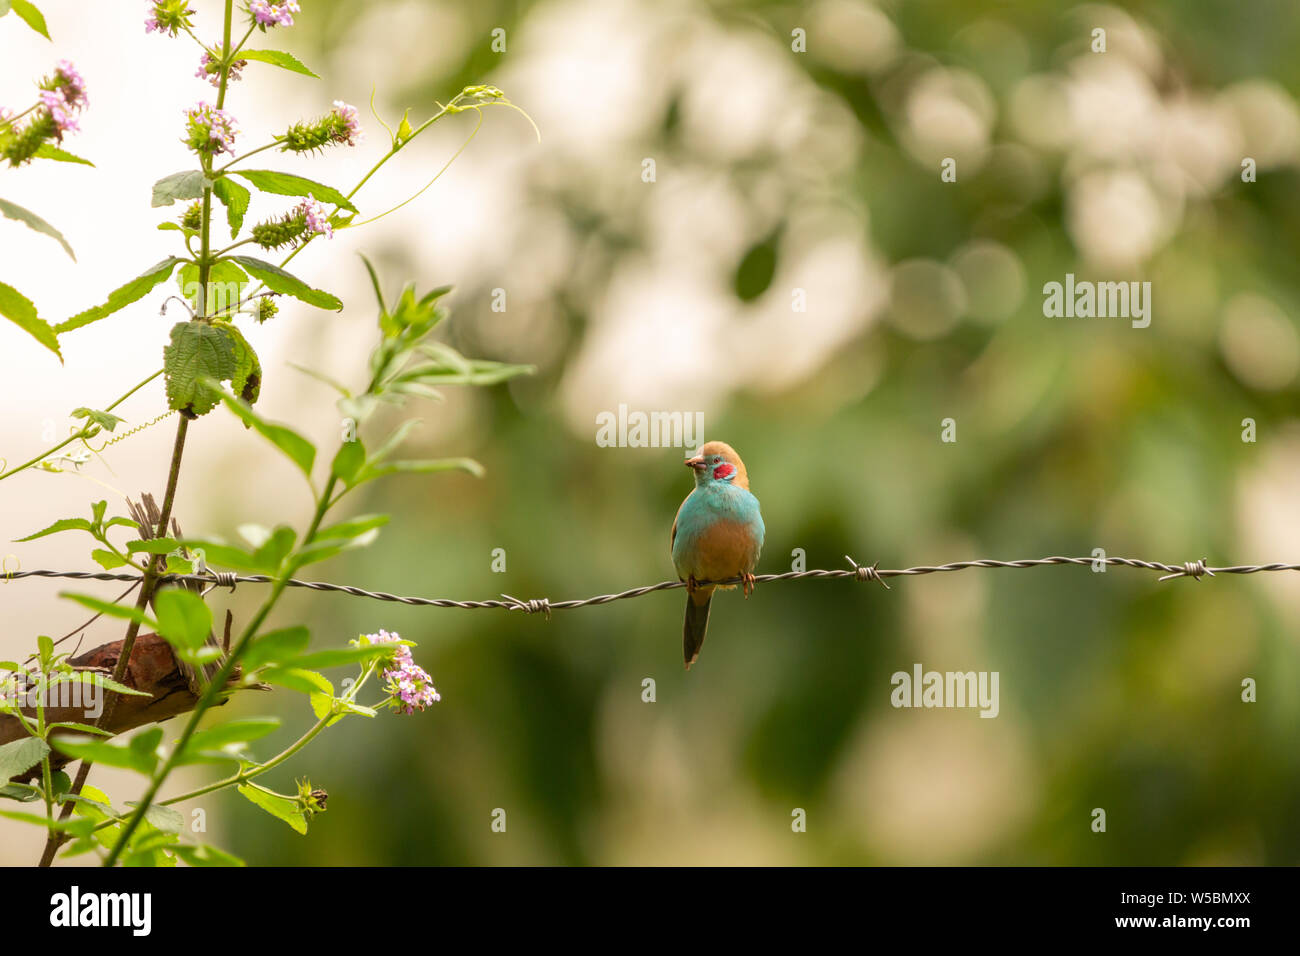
<box><xmin>684</xmin><ymin>455</ymin><xmax>706</xmax><ymax>471</ymax></box>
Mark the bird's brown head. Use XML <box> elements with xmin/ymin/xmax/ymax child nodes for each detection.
<box><xmin>684</xmin><ymin>440</ymin><xmax>750</xmax><ymax>490</ymax></box>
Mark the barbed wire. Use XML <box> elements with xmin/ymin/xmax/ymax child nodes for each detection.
<box><xmin>5</xmin><ymin>554</ymin><xmax>1300</xmax><ymax>618</ymax></box>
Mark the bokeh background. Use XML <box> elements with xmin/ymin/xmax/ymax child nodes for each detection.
<box><xmin>3</xmin><ymin>0</ymin><xmax>1300</xmax><ymax>864</ymax></box>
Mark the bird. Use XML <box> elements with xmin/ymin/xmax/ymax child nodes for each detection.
<box><xmin>670</xmin><ymin>441</ymin><xmax>765</xmax><ymax>669</ymax></box>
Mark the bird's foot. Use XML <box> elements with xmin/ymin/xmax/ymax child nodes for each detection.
<box><xmin>742</xmin><ymin>572</ymin><xmax>757</xmax><ymax>598</ymax></box>
<box><xmin>686</xmin><ymin>574</ymin><xmax>699</xmax><ymax>596</ymax></box>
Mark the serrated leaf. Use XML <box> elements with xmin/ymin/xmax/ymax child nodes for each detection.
<box><xmin>0</xmin><ymin>197</ymin><xmax>74</xmax><ymax>259</ymax></box>
<box><xmin>164</xmin><ymin>321</ymin><xmax>236</xmax><ymax>417</ymax></box>
<box><xmin>152</xmin><ymin>170</ymin><xmax>207</xmax><ymax>208</ymax></box>
<box><xmin>228</xmin><ymin>255</ymin><xmax>342</xmax><ymax>310</ymax></box>
<box><xmin>176</xmin><ymin>259</ymin><xmax>249</xmax><ymax>316</ymax></box>
<box><xmin>32</xmin><ymin>144</ymin><xmax>93</xmax><ymax>166</ymax></box>
<box><xmin>0</xmin><ymin>738</ymin><xmax>50</xmax><ymax>782</ymax></box>
<box><xmin>231</xmin><ymin>170</ymin><xmax>356</xmax><ymax>213</ymax></box>
<box><xmin>216</xmin><ymin>321</ymin><xmax>262</xmax><ymax>404</ymax></box>
<box><xmin>239</xmin><ymin>49</ymin><xmax>319</xmax><ymax>78</ymax></box>
<box><xmin>51</xmin><ymin>670</ymin><xmax>151</xmax><ymax>697</ymax></box>
<box><xmin>236</xmin><ymin>784</ymin><xmax>307</xmax><ymax>834</ymax></box>
<box><xmin>0</xmin><ymin>281</ymin><xmax>61</xmax><ymax>360</ymax></box>
<box><xmin>14</xmin><ymin>516</ymin><xmax>92</xmax><ymax>541</ymax></box>
<box><xmin>9</xmin><ymin>0</ymin><xmax>48</xmax><ymax>39</ymax></box>
<box><xmin>56</xmin><ymin>257</ymin><xmax>185</xmax><ymax>334</ymax></box>
<box><xmin>212</xmin><ymin>176</ymin><xmax>250</xmax><ymax>239</ymax></box>
<box><xmin>290</xmin><ymin>645</ymin><xmax>395</xmax><ymax>669</ymax></box>
<box><xmin>125</xmin><ymin>537</ymin><xmax>180</xmax><ymax>554</ymax></box>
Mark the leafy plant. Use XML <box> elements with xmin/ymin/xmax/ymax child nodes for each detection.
<box><xmin>0</xmin><ymin>0</ymin><xmax>535</xmax><ymax>866</ymax></box>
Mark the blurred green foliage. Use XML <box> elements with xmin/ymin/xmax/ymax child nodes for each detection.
<box><xmin>205</xmin><ymin>0</ymin><xmax>1300</xmax><ymax>864</ymax></box>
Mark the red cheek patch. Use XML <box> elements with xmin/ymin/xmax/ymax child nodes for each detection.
<box><xmin>713</xmin><ymin>463</ymin><xmax>736</xmax><ymax>480</ymax></box>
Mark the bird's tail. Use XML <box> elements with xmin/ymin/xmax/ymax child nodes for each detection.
<box><xmin>683</xmin><ymin>587</ymin><xmax>713</xmax><ymax>670</ymax></box>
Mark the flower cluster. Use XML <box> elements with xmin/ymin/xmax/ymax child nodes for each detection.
<box><xmin>183</xmin><ymin>101</ymin><xmax>238</xmax><ymax>156</ymax></box>
<box><xmin>280</xmin><ymin>100</ymin><xmax>361</xmax><ymax>152</ymax></box>
<box><xmin>39</xmin><ymin>61</ymin><xmax>88</xmax><ymax>138</ymax></box>
<box><xmin>249</xmin><ymin>0</ymin><xmax>300</xmax><ymax>28</ymax></box>
<box><xmin>145</xmin><ymin>0</ymin><xmax>196</xmax><ymax>37</ymax></box>
<box><xmin>1</xmin><ymin>61</ymin><xmax>88</xmax><ymax>165</ymax></box>
<box><xmin>197</xmin><ymin>50</ymin><xmax>247</xmax><ymax>88</ymax></box>
<box><xmin>363</xmin><ymin>630</ymin><xmax>440</xmax><ymax>715</ymax></box>
<box><xmin>250</xmin><ymin>198</ymin><xmax>334</xmax><ymax>250</ymax></box>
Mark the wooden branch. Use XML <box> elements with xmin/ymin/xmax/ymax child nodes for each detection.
<box><xmin>2</xmin><ymin>633</ymin><xmax>248</xmax><ymax>781</ymax></box>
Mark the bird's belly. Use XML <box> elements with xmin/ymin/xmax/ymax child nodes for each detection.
<box><xmin>674</xmin><ymin>518</ymin><xmax>760</xmax><ymax>582</ymax></box>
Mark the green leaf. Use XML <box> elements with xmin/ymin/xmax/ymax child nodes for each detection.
<box><xmin>178</xmin><ymin>538</ymin><xmax>266</xmax><ymax>574</ymax></box>
<box><xmin>236</xmin><ymin>784</ymin><xmax>307</xmax><ymax>834</ymax></box>
<box><xmin>242</xmin><ymin>626</ymin><xmax>309</xmax><ymax>670</ymax></box>
<box><xmin>291</xmin><ymin>645</ymin><xmax>396</xmax><ymax>669</ymax></box>
<box><xmin>33</xmin><ymin>144</ymin><xmax>93</xmax><ymax>166</ymax></box>
<box><xmin>59</xmin><ymin>593</ymin><xmax>157</xmax><ymax>631</ymax></box>
<box><xmin>164</xmin><ymin>321</ymin><xmax>236</xmax><ymax>417</ymax></box>
<box><xmin>0</xmin><ymin>738</ymin><xmax>50</xmax><ymax>782</ymax></box>
<box><xmin>0</xmin><ymin>197</ymin><xmax>74</xmax><ymax>259</ymax></box>
<box><xmin>361</xmin><ymin>457</ymin><xmax>485</xmax><ymax>482</ymax></box>
<box><xmin>50</xmin><ymin>670</ymin><xmax>150</xmax><ymax>698</ymax></box>
<box><xmin>252</xmin><ymin>525</ymin><xmax>296</xmax><ymax>571</ymax></box>
<box><xmin>239</xmin><ymin>49</ymin><xmax>319</xmax><ymax>78</ymax></box>
<box><xmin>140</xmin><ymin>804</ymin><xmax>184</xmax><ymax>835</ymax></box>
<box><xmin>9</xmin><ymin>0</ymin><xmax>48</xmax><ymax>39</ymax></box>
<box><xmin>330</xmin><ymin>439</ymin><xmax>365</xmax><ymax>484</ymax></box>
<box><xmin>260</xmin><ymin>667</ymin><xmax>331</xmax><ymax>696</ymax></box>
<box><xmin>175</xmin><ymin>259</ymin><xmax>249</xmax><ymax>315</ymax></box>
<box><xmin>0</xmin><ymin>810</ymin><xmax>95</xmax><ymax>836</ymax></box>
<box><xmin>212</xmin><ymin>176</ymin><xmax>250</xmax><ymax>239</ymax></box>
<box><xmin>228</xmin><ymin>255</ymin><xmax>342</xmax><ymax>311</ymax></box>
<box><xmin>47</xmin><ymin>721</ymin><xmax>112</xmax><ymax>736</ymax></box>
<box><xmin>315</xmin><ymin>513</ymin><xmax>389</xmax><ymax>542</ymax></box>
<box><xmin>0</xmin><ymin>281</ymin><xmax>61</xmax><ymax>360</ymax></box>
<box><xmin>71</xmin><ymin>407</ymin><xmax>124</xmax><ymax>431</ymax></box>
<box><xmin>215</xmin><ymin>391</ymin><xmax>316</xmax><ymax>477</ymax></box>
<box><xmin>14</xmin><ymin>516</ymin><xmax>92</xmax><ymax>541</ymax></box>
<box><xmin>55</xmin><ymin>257</ymin><xmax>186</xmax><ymax>334</ymax></box>
<box><xmin>231</xmin><ymin>170</ymin><xmax>356</xmax><ymax>212</ymax></box>
<box><xmin>151</xmin><ymin>171</ymin><xmax>207</xmax><ymax>208</ymax></box>
<box><xmin>91</xmin><ymin>548</ymin><xmax>129</xmax><ymax>570</ymax></box>
<box><xmin>125</xmin><ymin>537</ymin><xmax>181</xmax><ymax>554</ymax></box>
<box><xmin>184</xmin><ymin>717</ymin><xmax>280</xmax><ymax>753</ymax></box>
<box><xmin>153</xmin><ymin>587</ymin><xmax>212</xmax><ymax>650</ymax></box>
<box><xmin>218</xmin><ymin>321</ymin><xmax>262</xmax><ymax>404</ymax></box>
<box><xmin>52</xmin><ymin>733</ymin><xmax>157</xmax><ymax>775</ymax></box>
<box><xmin>172</xmin><ymin>843</ymin><xmax>246</xmax><ymax>866</ymax></box>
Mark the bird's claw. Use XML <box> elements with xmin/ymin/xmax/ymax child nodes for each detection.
<box><xmin>686</xmin><ymin>574</ymin><xmax>699</xmax><ymax>596</ymax></box>
<box><xmin>742</xmin><ymin>572</ymin><xmax>756</xmax><ymax>598</ymax></box>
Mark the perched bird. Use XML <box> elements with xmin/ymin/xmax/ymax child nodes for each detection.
<box><xmin>670</xmin><ymin>441</ymin><xmax>765</xmax><ymax>669</ymax></box>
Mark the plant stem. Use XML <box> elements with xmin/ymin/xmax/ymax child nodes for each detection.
<box><xmin>0</xmin><ymin>369</ymin><xmax>163</xmax><ymax>483</ymax></box>
<box><xmin>102</xmin><ymin>475</ymin><xmax>339</xmax><ymax>866</ymax></box>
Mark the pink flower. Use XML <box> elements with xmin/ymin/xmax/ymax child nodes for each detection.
<box><xmin>53</xmin><ymin>61</ymin><xmax>88</xmax><ymax>110</ymax></box>
<box><xmin>361</xmin><ymin>630</ymin><xmax>440</xmax><ymax>715</ymax></box>
<box><xmin>331</xmin><ymin>100</ymin><xmax>361</xmax><ymax>146</ymax></box>
<box><xmin>298</xmin><ymin>198</ymin><xmax>333</xmax><ymax>239</ymax></box>
<box><xmin>184</xmin><ymin>101</ymin><xmax>238</xmax><ymax>156</ymax></box>
<box><xmin>249</xmin><ymin>0</ymin><xmax>300</xmax><ymax>28</ymax></box>
<box><xmin>196</xmin><ymin>50</ymin><xmax>246</xmax><ymax>87</ymax></box>
<box><xmin>146</xmin><ymin>1</ymin><xmax>195</xmax><ymax>37</ymax></box>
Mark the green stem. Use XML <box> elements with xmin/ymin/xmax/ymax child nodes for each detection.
<box><xmin>103</xmin><ymin>475</ymin><xmax>339</xmax><ymax>866</ymax></box>
<box><xmin>0</xmin><ymin>369</ymin><xmax>164</xmax><ymax>483</ymax></box>
<box><xmin>214</xmin><ymin>140</ymin><xmax>278</xmax><ymax>173</ymax></box>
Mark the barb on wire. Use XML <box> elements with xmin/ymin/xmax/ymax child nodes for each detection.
<box><xmin>6</xmin><ymin>554</ymin><xmax>1300</xmax><ymax>617</ymax></box>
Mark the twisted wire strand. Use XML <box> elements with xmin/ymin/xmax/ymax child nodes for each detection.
<box><xmin>6</xmin><ymin>555</ymin><xmax>1300</xmax><ymax>616</ymax></box>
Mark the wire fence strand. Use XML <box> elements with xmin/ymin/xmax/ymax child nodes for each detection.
<box><xmin>6</xmin><ymin>554</ymin><xmax>1300</xmax><ymax>617</ymax></box>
